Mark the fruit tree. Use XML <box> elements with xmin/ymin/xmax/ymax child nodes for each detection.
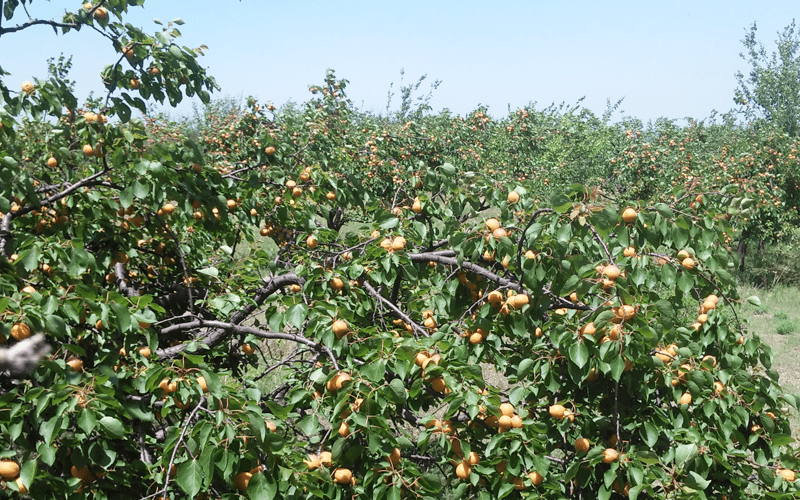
<box><xmin>0</xmin><ymin>2</ymin><xmax>798</xmax><ymax>499</ymax></box>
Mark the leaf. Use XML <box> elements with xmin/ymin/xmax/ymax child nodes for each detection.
<box><xmin>387</xmin><ymin>378</ymin><xmax>406</xmax><ymax>404</ymax></box>
<box><xmin>684</xmin><ymin>471</ymin><xmax>710</xmax><ymax>490</ymax></box>
<box><xmin>439</xmin><ymin>163</ymin><xmax>456</xmax><ymax>177</ymax></box>
<box><xmin>362</xmin><ymin>359</ymin><xmax>386</xmax><ymax>382</ymax></box>
<box><xmin>285</xmin><ymin>303</ymin><xmax>307</xmax><ymax>329</ymax></box>
<box><xmin>568</xmin><ymin>342</ymin><xmax>588</xmax><ymax>368</ymax></box>
<box><xmin>675</xmin><ymin>443</ymin><xmax>697</xmax><ymax>467</ymax></box>
<box><xmin>641</xmin><ymin>422</ymin><xmax>658</xmax><ymax>447</ymax></box>
<box><xmin>550</xmin><ymin>193</ymin><xmax>572</xmax><ymax>213</ymax></box>
<box><xmin>98</xmin><ymin>416</ymin><xmax>125</xmax><ymax>439</ymax></box>
<box><xmin>746</xmin><ymin>295</ymin><xmax>761</xmax><ymax>306</ymax></box>
<box><xmin>176</xmin><ymin>459</ymin><xmax>204</xmax><ymax>498</ymax></box>
<box><xmin>517</xmin><ymin>358</ymin><xmax>534</xmax><ymax>380</ymax></box>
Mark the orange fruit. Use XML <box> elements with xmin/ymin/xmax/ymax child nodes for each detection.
<box><xmin>679</xmin><ymin>392</ymin><xmax>692</xmax><ymax>405</ymax></box>
<box><xmin>548</xmin><ymin>404</ymin><xmax>566</xmax><ymax>419</ymax></box>
<box><xmin>83</xmin><ymin>144</ymin><xmax>94</xmax><ymax>156</ymax></box>
<box><xmin>455</xmin><ymin>462</ymin><xmax>471</xmax><ymax>480</ymax></box>
<box><xmin>66</xmin><ymin>356</ymin><xmax>84</xmax><ymax>372</ymax></box>
<box><xmin>485</xmin><ymin>218</ymin><xmax>500</xmax><ymax>231</ymax></box>
<box><xmin>306</xmin><ymin>235</ymin><xmax>318</xmax><ymax>248</ymax></box>
<box><xmin>21</xmin><ymin>81</ymin><xmax>35</xmax><ymax>94</ymax></box>
<box><xmin>196</xmin><ymin>376</ymin><xmax>208</xmax><ymax>392</ymax></box>
<box><xmin>603</xmin><ymin>265</ymin><xmax>621</xmax><ymax>280</ymax></box>
<box><xmin>304</xmin><ymin>454</ymin><xmax>321</xmax><ymax>469</ymax></box>
<box><xmin>332</xmin><ymin>319</ymin><xmax>349</xmax><ymax>339</ymax></box>
<box><xmin>682</xmin><ymin>257</ymin><xmax>695</xmax><ymax>270</ymax></box>
<box><xmin>242</xmin><ymin>343</ymin><xmax>256</xmax><ymax>355</ymax></box>
<box><xmin>602</xmin><ymin>448</ymin><xmax>619</xmax><ymax>463</ymax></box>
<box><xmin>265</xmin><ymin>146</ymin><xmax>276</xmax><ymax>156</ymax></box>
<box><xmin>507</xmin><ymin>190</ymin><xmax>520</xmax><ymax>203</ymax></box>
<box><xmin>621</xmin><ymin>207</ymin><xmax>637</xmax><ymax>223</ymax></box>
<box><xmin>529</xmin><ymin>470</ymin><xmax>544</xmax><ymax>486</ymax></box>
<box><xmin>234</xmin><ymin>471</ymin><xmax>253</xmax><ymax>491</ymax></box>
<box><xmin>0</xmin><ymin>460</ymin><xmax>20</xmax><ymax>479</ymax></box>
<box><xmin>623</xmin><ymin>246</ymin><xmax>636</xmax><ymax>257</ymax></box>
<box><xmin>574</xmin><ymin>437</ymin><xmax>591</xmax><ymax>453</ymax></box>
<box><xmin>388</xmin><ymin>447</ymin><xmax>401</xmax><ymax>467</ymax></box>
<box><xmin>333</xmin><ymin>468</ymin><xmax>352</xmax><ymax>484</ymax></box>
<box><xmin>778</xmin><ymin>468</ymin><xmax>796</xmax><ymax>482</ymax></box>
<box><xmin>499</xmin><ymin>402</ymin><xmax>515</xmax><ymax>417</ymax></box>
<box><xmin>47</xmin><ymin>157</ymin><xmax>58</xmax><ymax>168</ymax></box>
<box><xmin>10</xmin><ymin>322</ymin><xmax>31</xmax><ymax>341</ymax></box>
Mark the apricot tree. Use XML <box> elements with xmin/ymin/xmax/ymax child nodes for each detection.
<box><xmin>0</xmin><ymin>2</ymin><xmax>798</xmax><ymax>500</ymax></box>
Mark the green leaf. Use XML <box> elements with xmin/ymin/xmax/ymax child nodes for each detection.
<box><xmin>568</xmin><ymin>342</ymin><xmax>588</xmax><ymax>368</ymax></box>
<box><xmin>675</xmin><ymin>443</ymin><xmax>697</xmax><ymax>467</ymax></box>
<box><xmin>550</xmin><ymin>193</ymin><xmax>572</xmax><ymax>213</ymax></box>
<box><xmin>746</xmin><ymin>295</ymin><xmax>761</xmax><ymax>306</ymax></box>
<box><xmin>517</xmin><ymin>358</ymin><xmax>534</xmax><ymax>380</ymax></box>
<box><xmin>176</xmin><ymin>459</ymin><xmax>204</xmax><ymax>498</ymax></box>
<box><xmin>285</xmin><ymin>303</ymin><xmax>307</xmax><ymax>329</ymax></box>
<box><xmin>684</xmin><ymin>471</ymin><xmax>710</xmax><ymax>490</ymax></box>
<box><xmin>439</xmin><ymin>163</ymin><xmax>456</xmax><ymax>177</ymax></box>
<box><xmin>362</xmin><ymin>359</ymin><xmax>386</xmax><ymax>382</ymax></box>
<box><xmin>98</xmin><ymin>416</ymin><xmax>125</xmax><ymax>439</ymax></box>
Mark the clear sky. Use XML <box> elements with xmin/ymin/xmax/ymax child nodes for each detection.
<box><xmin>1</xmin><ymin>1</ymin><xmax>798</xmax><ymax>123</ymax></box>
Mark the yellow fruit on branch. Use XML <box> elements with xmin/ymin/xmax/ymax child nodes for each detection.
<box><xmin>485</xmin><ymin>218</ymin><xmax>500</xmax><ymax>231</ymax></box>
<box><xmin>777</xmin><ymin>468</ymin><xmax>796</xmax><ymax>482</ymax></box>
<box><xmin>0</xmin><ymin>460</ymin><xmax>20</xmax><ymax>479</ymax></box>
<box><xmin>602</xmin><ymin>448</ymin><xmax>619</xmax><ymax>463</ymax></box>
<box><xmin>388</xmin><ymin>448</ymin><xmax>401</xmax><ymax>467</ymax></box>
<box><xmin>303</xmin><ymin>454</ymin><xmax>321</xmax><ymax>469</ymax></box>
<box><xmin>66</xmin><ymin>356</ymin><xmax>84</xmax><ymax>372</ymax></box>
<box><xmin>682</xmin><ymin>257</ymin><xmax>695</xmax><ymax>270</ymax></box>
<box><xmin>333</xmin><ymin>468</ymin><xmax>352</xmax><ymax>484</ymax></box>
<box><xmin>455</xmin><ymin>461</ymin><xmax>472</xmax><ymax>480</ymax></box>
<box><xmin>234</xmin><ymin>471</ymin><xmax>253</xmax><ymax>491</ymax></box>
<box><xmin>603</xmin><ymin>265</ymin><xmax>621</xmax><ymax>280</ymax></box>
<box><xmin>10</xmin><ymin>322</ymin><xmax>31</xmax><ymax>341</ymax></box>
<box><xmin>71</xmin><ymin>465</ymin><xmax>96</xmax><ymax>484</ymax></box>
<box><xmin>529</xmin><ymin>470</ymin><xmax>544</xmax><ymax>486</ymax></box>
<box><xmin>306</xmin><ymin>235</ymin><xmax>318</xmax><ymax>248</ymax></box>
<box><xmin>332</xmin><ymin>319</ymin><xmax>349</xmax><ymax>339</ymax></box>
<box><xmin>499</xmin><ymin>402</ymin><xmax>515</xmax><ymax>417</ymax></box>
<box><xmin>507</xmin><ymin>190</ymin><xmax>520</xmax><ymax>203</ymax></box>
<box><xmin>679</xmin><ymin>392</ymin><xmax>692</xmax><ymax>405</ymax></box>
<box><xmin>549</xmin><ymin>404</ymin><xmax>566</xmax><ymax>419</ymax></box>
<box><xmin>21</xmin><ymin>81</ymin><xmax>35</xmax><ymax>94</ymax></box>
<box><xmin>574</xmin><ymin>437</ymin><xmax>591</xmax><ymax>453</ymax></box>
<box><xmin>621</xmin><ymin>207</ymin><xmax>638</xmax><ymax>223</ymax></box>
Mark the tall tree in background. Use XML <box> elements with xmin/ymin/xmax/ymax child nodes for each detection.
<box><xmin>735</xmin><ymin>20</ymin><xmax>800</xmax><ymax>135</ymax></box>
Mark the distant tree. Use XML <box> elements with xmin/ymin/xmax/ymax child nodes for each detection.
<box><xmin>735</xmin><ymin>20</ymin><xmax>800</xmax><ymax>135</ymax></box>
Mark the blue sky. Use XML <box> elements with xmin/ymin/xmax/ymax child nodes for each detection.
<box><xmin>1</xmin><ymin>1</ymin><xmax>798</xmax><ymax>123</ymax></box>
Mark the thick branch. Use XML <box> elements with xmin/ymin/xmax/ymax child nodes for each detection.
<box><xmin>407</xmin><ymin>251</ymin><xmax>523</xmax><ymax>292</ymax></box>
<box><xmin>154</xmin><ymin>320</ymin><xmax>338</xmax><ymax>370</ymax></box>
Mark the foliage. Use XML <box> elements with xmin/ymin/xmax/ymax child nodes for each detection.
<box><xmin>735</xmin><ymin>20</ymin><xmax>800</xmax><ymax>136</ymax></box>
<box><xmin>0</xmin><ymin>3</ymin><xmax>798</xmax><ymax>500</ymax></box>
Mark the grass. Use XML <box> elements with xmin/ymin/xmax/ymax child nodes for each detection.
<box><xmin>739</xmin><ymin>284</ymin><xmax>800</xmax><ymax>441</ymax></box>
